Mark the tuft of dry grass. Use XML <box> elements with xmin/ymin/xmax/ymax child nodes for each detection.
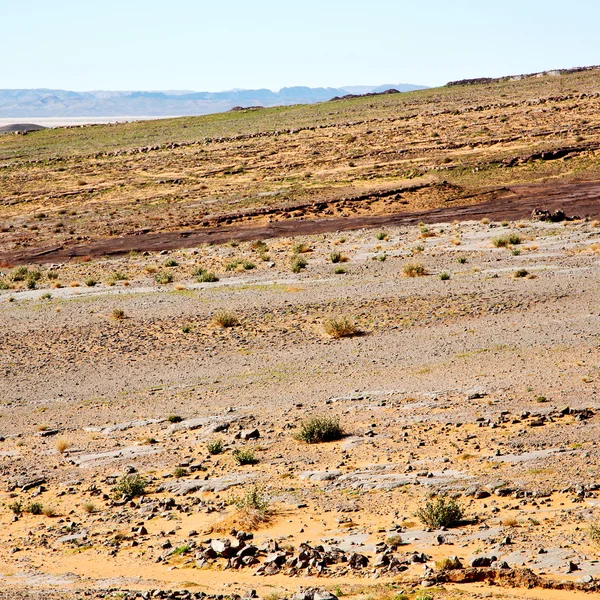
<box><xmin>214</xmin><ymin>311</ymin><xmax>239</xmax><ymax>328</ymax></box>
<box><xmin>42</xmin><ymin>506</ymin><xmax>57</xmax><ymax>518</ymax></box>
<box><xmin>111</xmin><ymin>308</ymin><xmax>126</xmax><ymax>320</ymax></box>
<box><xmin>56</xmin><ymin>439</ymin><xmax>71</xmax><ymax>454</ymax></box>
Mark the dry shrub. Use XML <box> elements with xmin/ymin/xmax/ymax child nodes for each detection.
<box><xmin>211</xmin><ymin>487</ymin><xmax>272</xmax><ymax>533</ymax></box>
<box><xmin>214</xmin><ymin>311</ymin><xmax>239</xmax><ymax>327</ymax></box>
<box><xmin>403</xmin><ymin>262</ymin><xmax>427</xmax><ymax>277</ymax></box>
<box><xmin>323</xmin><ymin>317</ymin><xmax>358</xmax><ymax>338</ymax></box>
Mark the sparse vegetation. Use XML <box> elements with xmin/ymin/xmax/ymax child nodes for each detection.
<box><xmin>207</xmin><ymin>439</ymin><xmax>224</xmax><ymax>455</ymax></box>
<box><xmin>323</xmin><ymin>316</ymin><xmax>358</xmax><ymax>338</ymax></box>
<box><xmin>113</xmin><ymin>474</ymin><xmax>147</xmax><ymax>498</ymax></box>
<box><xmin>167</xmin><ymin>415</ymin><xmax>183</xmax><ymax>423</ymax></box>
<box><xmin>295</xmin><ymin>416</ymin><xmax>343</xmax><ymax>443</ymax></box>
<box><xmin>403</xmin><ymin>262</ymin><xmax>427</xmax><ymax>277</ymax></box>
<box><xmin>155</xmin><ymin>271</ymin><xmax>174</xmax><ymax>284</ymax></box>
<box><xmin>514</xmin><ymin>268</ymin><xmax>529</xmax><ymax>278</ymax></box>
<box><xmin>329</xmin><ymin>251</ymin><xmax>348</xmax><ymax>264</ymax></box>
<box><xmin>232</xmin><ymin>448</ymin><xmax>258</xmax><ymax>465</ymax></box>
<box><xmin>492</xmin><ymin>233</ymin><xmax>522</xmax><ymax>247</ymax></box>
<box><xmin>290</xmin><ymin>255</ymin><xmax>307</xmax><ymax>273</ymax></box>
<box><xmin>439</xmin><ymin>271</ymin><xmax>450</xmax><ymax>280</ymax></box>
<box><xmin>56</xmin><ymin>439</ymin><xmax>71</xmax><ymax>454</ymax></box>
<box><xmin>416</xmin><ymin>495</ymin><xmax>464</xmax><ymax>529</ymax></box>
<box><xmin>225</xmin><ymin>259</ymin><xmax>255</xmax><ymax>271</ymax></box>
<box><xmin>214</xmin><ymin>311</ymin><xmax>239</xmax><ymax>327</ymax></box>
<box><xmin>111</xmin><ymin>308</ymin><xmax>126</xmax><ymax>319</ymax></box>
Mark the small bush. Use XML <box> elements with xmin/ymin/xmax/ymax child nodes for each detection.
<box><xmin>457</xmin><ymin>256</ymin><xmax>467</xmax><ymax>264</ymax></box>
<box><xmin>172</xmin><ymin>544</ymin><xmax>191</xmax><ymax>555</ymax></box>
<box><xmin>84</xmin><ymin>277</ymin><xmax>97</xmax><ymax>287</ymax></box>
<box><xmin>233</xmin><ymin>448</ymin><xmax>258</xmax><ymax>465</ymax></box>
<box><xmin>40</xmin><ymin>292</ymin><xmax>52</xmax><ymax>300</ymax></box>
<box><xmin>436</xmin><ymin>556</ymin><xmax>463</xmax><ymax>571</ymax></box>
<box><xmin>167</xmin><ymin>415</ymin><xmax>183</xmax><ymax>423</ymax></box>
<box><xmin>10</xmin><ymin>266</ymin><xmax>29</xmax><ymax>282</ymax></box>
<box><xmin>111</xmin><ymin>308</ymin><xmax>125</xmax><ymax>320</ymax></box>
<box><xmin>514</xmin><ymin>268</ymin><xmax>529</xmax><ymax>278</ymax></box>
<box><xmin>416</xmin><ymin>495</ymin><xmax>464</xmax><ymax>529</ymax></box>
<box><xmin>251</xmin><ymin>240</ymin><xmax>268</xmax><ymax>253</ymax></box>
<box><xmin>295</xmin><ymin>416</ymin><xmax>343</xmax><ymax>444</ymax></box>
<box><xmin>403</xmin><ymin>262</ymin><xmax>427</xmax><ymax>277</ymax></box>
<box><xmin>291</xmin><ymin>256</ymin><xmax>307</xmax><ymax>273</ymax></box>
<box><xmin>207</xmin><ymin>439</ymin><xmax>224</xmax><ymax>455</ymax></box>
<box><xmin>198</xmin><ymin>271</ymin><xmax>219</xmax><ymax>283</ymax></box>
<box><xmin>173</xmin><ymin>467</ymin><xmax>187</xmax><ymax>478</ymax></box>
<box><xmin>329</xmin><ymin>251</ymin><xmax>348</xmax><ymax>264</ymax></box>
<box><xmin>42</xmin><ymin>506</ymin><xmax>57</xmax><ymax>518</ymax></box>
<box><xmin>47</xmin><ymin>271</ymin><xmax>59</xmax><ymax>280</ymax></box>
<box><xmin>492</xmin><ymin>233</ymin><xmax>521</xmax><ymax>248</ymax></box>
<box><xmin>385</xmin><ymin>534</ymin><xmax>403</xmax><ymax>549</ymax></box>
<box><xmin>214</xmin><ymin>311</ymin><xmax>239</xmax><ymax>327</ymax></box>
<box><xmin>334</xmin><ymin>267</ymin><xmax>347</xmax><ymax>274</ymax></box>
<box><xmin>376</xmin><ymin>231</ymin><xmax>388</xmax><ymax>240</ymax></box>
<box><xmin>111</xmin><ymin>271</ymin><xmax>129</xmax><ymax>281</ymax></box>
<box><xmin>26</xmin><ymin>277</ymin><xmax>37</xmax><ymax>290</ymax></box>
<box><xmin>8</xmin><ymin>500</ymin><xmax>23</xmax><ymax>515</ymax></box>
<box><xmin>323</xmin><ymin>317</ymin><xmax>358</xmax><ymax>338</ymax></box>
<box><xmin>225</xmin><ymin>259</ymin><xmax>255</xmax><ymax>271</ymax></box>
<box><xmin>114</xmin><ymin>474</ymin><xmax>147</xmax><ymax>498</ymax></box>
<box><xmin>164</xmin><ymin>258</ymin><xmax>179</xmax><ymax>267</ymax></box>
<box><xmin>588</xmin><ymin>522</ymin><xmax>600</xmax><ymax>545</ymax></box>
<box><xmin>155</xmin><ymin>271</ymin><xmax>174</xmax><ymax>284</ymax></box>
<box><xmin>181</xmin><ymin>324</ymin><xmax>191</xmax><ymax>333</ymax></box>
<box><xmin>292</xmin><ymin>243</ymin><xmax>311</xmax><ymax>254</ymax></box>
<box><xmin>28</xmin><ymin>502</ymin><xmax>43</xmax><ymax>515</ymax></box>
<box><xmin>439</xmin><ymin>272</ymin><xmax>450</xmax><ymax>281</ymax></box>
<box><xmin>0</xmin><ymin>279</ymin><xmax>9</xmax><ymax>290</ymax></box>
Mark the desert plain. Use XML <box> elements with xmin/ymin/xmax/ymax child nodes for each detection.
<box><xmin>1</xmin><ymin>68</ymin><xmax>600</xmax><ymax>600</ymax></box>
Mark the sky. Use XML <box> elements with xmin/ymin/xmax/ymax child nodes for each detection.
<box><xmin>2</xmin><ymin>0</ymin><xmax>600</xmax><ymax>91</ymax></box>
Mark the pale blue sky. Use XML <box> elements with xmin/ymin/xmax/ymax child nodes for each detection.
<box><xmin>3</xmin><ymin>0</ymin><xmax>599</xmax><ymax>91</ymax></box>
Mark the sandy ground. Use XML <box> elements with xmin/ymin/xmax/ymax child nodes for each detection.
<box><xmin>1</xmin><ymin>217</ymin><xmax>600</xmax><ymax>599</ymax></box>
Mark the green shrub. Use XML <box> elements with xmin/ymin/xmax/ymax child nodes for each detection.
<box><xmin>207</xmin><ymin>439</ymin><xmax>224</xmax><ymax>455</ymax></box>
<box><xmin>225</xmin><ymin>259</ymin><xmax>255</xmax><ymax>271</ymax></box>
<box><xmin>155</xmin><ymin>271</ymin><xmax>173</xmax><ymax>284</ymax></box>
<box><xmin>198</xmin><ymin>271</ymin><xmax>219</xmax><ymax>283</ymax></box>
<box><xmin>113</xmin><ymin>474</ymin><xmax>147</xmax><ymax>498</ymax></box>
<box><xmin>439</xmin><ymin>272</ymin><xmax>450</xmax><ymax>281</ymax></box>
<box><xmin>164</xmin><ymin>258</ymin><xmax>179</xmax><ymax>267</ymax></box>
<box><xmin>10</xmin><ymin>266</ymin><xmax>29</xmax><ymax>282</ymax></box>
<box><xmin>376</xmin><ymin>231</ymin><xmax>388</xmax><ymax>240</ymax></box>
<box><xmin>514</xmin><ymin>268</ymin><xmax>529</xmax><ymax>278</ymax></box>
<box><xmin>40</xmin><ymin>292</ymin><xmax>52</xmax><ymax>300</ymax></box>
<box><xmin>173</xmin><ymin>467</ymin><xmax>187</xmax><ymax>478</ymax></box>
<box><xmin>0</xmin><ymin>279</ymin><xmax>9</xmax><ymax>290</ymax></box>
<box><xmin>172</xmin><ymin>544</ymin><xmax>191</xmax><ymax>555</ymax></box>
<box><xmin>28</xmin><ymin>502</ymin><xmax>43</xmax><ymax>515</ymax></box>
<box><xmin>457</xmin><ymin>256</ymin><xmax>467</xmax><ymax>264</ymax></box>
<box><xmin>291</xmin><ymin>256</ymin><xmax>307</xmax><ymax>273</ymax></box>
<box><xmin>588</xmin><ymin>522</ymin><xmax>600</xmax><ymax>545</ymax></box>
<box><xmin>295</xmin><ymin>416</ymin><xmax>343</xmax><ymax>443</ymax></box>
<box><xmin>329</xmin><ymin>251</ymin><xmax>348</xmax><ymax>264</ymax></box>
<box><xmin>233</xmin><ymin>448</ymin><xmax>258</xmax><ymax>465</ymax></box>
<box><xmin>111</xmin><ymin>271</ymin><xmax>129</xmax><ymax>281</ymax></box>
<box><xmin>84</xmin><ymin>277</ymin><xmax>97</xmax><ymax>287</ymax></box>
<box><xmin>8</xmin><ymin>500</ymin><xmax>23</xmax><ymax>515</ymax></box>
<box><xmin>334</xmin><ymin>267</ymin><xmax>347</xmax><ymax>274</ymax></box>
<box><xmin>167</xmin><ymin>415</ymin><xmax>183</xmax><ymax>423</ymax></box>
<box><xmin>416</xmin><ymin>495</ymin><xmax>464</xmax><ymax>529</ymax></box>
<box><xmin>492</xmin><ymin>233</ymin><xmax>521</xmax><ymax>248</ymax></box>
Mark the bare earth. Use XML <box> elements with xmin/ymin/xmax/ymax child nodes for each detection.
<box><xmin>1</xmin><ymin>217</ymin><xmax>600</xmax><ymax>599</ymax></box>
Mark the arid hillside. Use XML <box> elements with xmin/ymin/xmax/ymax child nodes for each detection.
<box><xmin>2</xmin><ymin>68</ymin><xmax>600</xmax><ymax>263</ymax></box>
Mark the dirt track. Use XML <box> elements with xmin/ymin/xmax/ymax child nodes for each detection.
<box><xmin>2</xmin><ymin>179</ymin><xmax>600</xmax><ymax>265</ymax></box>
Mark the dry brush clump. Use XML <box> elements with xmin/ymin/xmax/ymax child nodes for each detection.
<box><xmin>403</xmin><ymin>262</ymin><xmax>427</xmax><ymax>277</ymax></box>
<box><xmin>323</xmin><ymin>317</ymin><xmax>359</xmax><ymax>338</ymax></box>
<box><xmin>214</xmin><ymin>311</ymin><xmax>239</xmax><ymax>328</ymax></box>
<box><xmin>295</xmin><ymin>416</ymin><xmax>343</xmax><ymax>443</ymax></box>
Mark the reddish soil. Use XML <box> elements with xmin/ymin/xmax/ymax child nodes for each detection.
<box><xmin>2</xmin><ymin>179</ymin><xmax>600</xmax><ymax>266</ymax></box>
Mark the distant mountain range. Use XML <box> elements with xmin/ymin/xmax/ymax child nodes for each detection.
<box><xmin>0</xmin><ymin>84</ymin><xmax>427</xmax><ymax>118</ymax></box>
